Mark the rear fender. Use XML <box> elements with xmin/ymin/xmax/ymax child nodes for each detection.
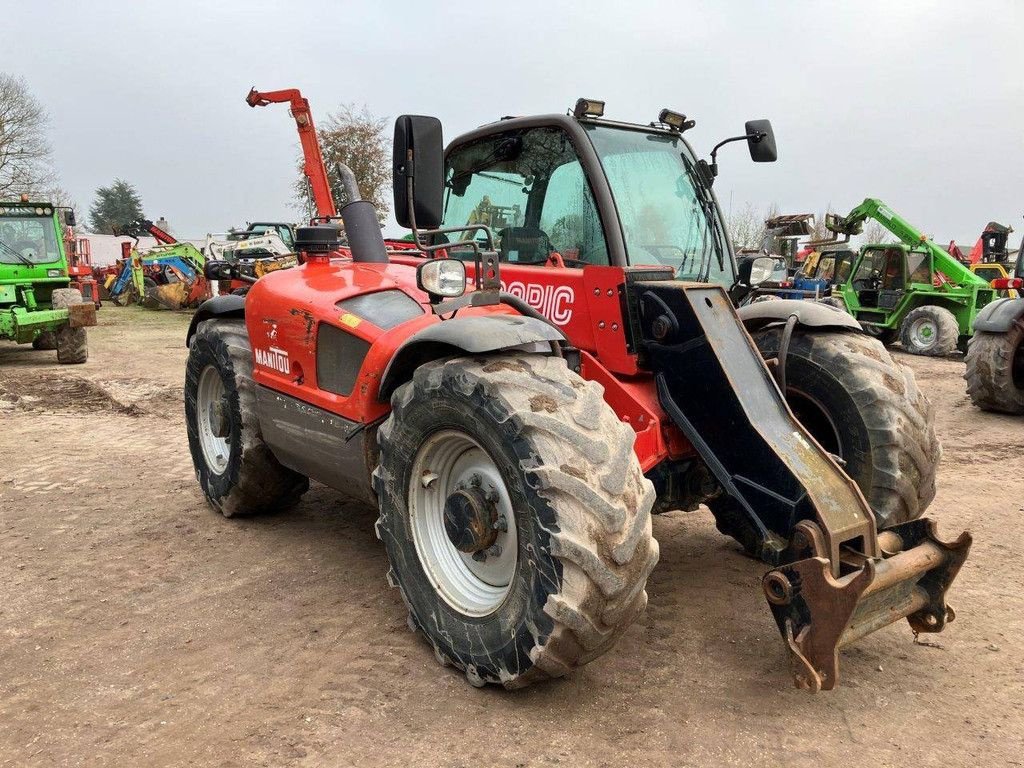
<box><xmin>378</xmin><ymin>315</ymin><xmax>563</xmax><ymax>400</ymax></box>
<box><xmin>737</xmin><ymin>299</ymin><xmax>862</xmax><ymax>334</ymax></box>
<box><xmin>186</xmin><ymin>294</ymin><xmax>245</xmax><ymax>346</ymax></box>
<box><xmin>972</xmin><ymin>297</ymin><xmax>1024</xmax><ymax>333</ymax></box>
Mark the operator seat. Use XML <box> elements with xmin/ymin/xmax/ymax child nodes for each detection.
<box><xmin>498</xmin><ymin>226</ymin><xmax>553</xmax><ymax>264</ymax></box>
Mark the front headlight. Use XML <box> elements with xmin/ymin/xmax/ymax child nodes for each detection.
<box><xmin>47</xmin><ymin>269</ymin><xmax>62</xmax><ymax>277</ymax></box>
<box><xmin>417</xmin><ymin>259</ymin><xmax>466</xmax><ymax>298</ymax></box>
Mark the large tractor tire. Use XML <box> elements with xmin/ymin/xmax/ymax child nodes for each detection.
<box><xmin>899</xmin><ymin>305</ymin><xmax>960</xmax><ymax>356</ymax></box>
<box><xmin>185</xmin><ymin>319</ymin><xmax>309</xmax><ymax>516</ymax></box>
<box><xmin>751</xmin><ymin>328</ymin><xmax>939</xmax><ymax>529</ymax></box>
<box><xmin>374</xmin><ymin>354</ymin><xmax>657</xmax><ymax>689</ymax></box>
<box><xmin>52</xmin><ymin>288</ymin><xmax>88</xmax><ymax>364</ymax></box>
<box><xmin>964</xmin><ymin>326</ymin><xmax>1024</xmax><ymax>414</ymax></box>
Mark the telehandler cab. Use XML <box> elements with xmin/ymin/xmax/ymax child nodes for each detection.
<box><xmin>185</xmin><ymin>101</ymin><xmax>969</xmax><ymax>691</ymax></box>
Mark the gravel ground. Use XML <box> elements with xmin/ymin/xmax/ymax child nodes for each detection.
<box><xmin>1</xmin><ymin>305</ymin><xmax>1021</xmax><ymax>767</ymax></box>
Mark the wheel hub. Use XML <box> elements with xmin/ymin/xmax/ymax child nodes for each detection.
<box><xmin>208</xmin><ymin>400</ymin><xmax>230</xmax><ymax>438</ymax></box>
<box><xmin>443</xmin><ymin>478</ymin><xmax>501</xmax><ymax>555</ymax></box>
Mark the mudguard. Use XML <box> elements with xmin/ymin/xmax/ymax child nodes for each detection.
<box><xmin>737</xmin><ymin>299</ymin><xmax>862</xmax><ymax>334</ymax></box>
<box><xmin>972</xmin><ymin>297</ymin><xmax>1024</xmax><ymax>333</ymax></box>
<box><xmin>186</xmin><ymin>294</ymin><xmax>246</xmax><ymax>346</ymax></box>
<box><xmin>379</xmin><ymin>315</ymin><xmax>563</xmax><ymax>399</ymax></box>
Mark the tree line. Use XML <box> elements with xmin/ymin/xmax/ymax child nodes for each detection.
<box><xmin>1</xmin><ymin>73</ymin><xmax>391</xmax><ymax>236</ymax></box>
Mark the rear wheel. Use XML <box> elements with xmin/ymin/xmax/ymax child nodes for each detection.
<box><xmin>52</xmin><ymin>289</ymin><xmax>88</xmax><ymax>364</ymax></box>
<box><xmin>899</xmin><ymin>305</ymin><xmax>959</xmax><ymax>356</ymax></box>
<box><xmin>964</xmin><ymin>326</ymin><xmax>1024</xmax><ymax>414</ymax></box>
<box><xmin>185</xmin><ymin>319</ymin><xmax>308</xmax><ymax>516</ymax></box>
<box><xmin>751</xmin><ymin>328</ymin><xmax>939</xmax><ymax>529</ymax></box>
<box><xmin>374</xmin><ymin>354</ymin><xmax>657</xmax><ymax>688</ymax></box>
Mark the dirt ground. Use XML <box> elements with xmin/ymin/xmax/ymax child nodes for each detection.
<box><xmin>1</xmin><ymin>306</ymin><xmax>1022</xmax><ymax>768</ymax></box>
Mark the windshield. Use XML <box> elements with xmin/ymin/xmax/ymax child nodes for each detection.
<box><xmin>0</xmin><ymin>215</ymin><xmax>62</xmax><ymax>265</ymax></box>
<box><xmin>584</xmin><ymin>125</ymin><xmax>732</xmax><ymax>283</ymax></box>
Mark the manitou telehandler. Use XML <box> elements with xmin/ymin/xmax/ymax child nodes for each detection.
<box><xmin>1</xmin><ymin>197</ymin><xmax>95</xmax><ymax>363</ymax></box>
<box><xmin>185</xmin><ymin>100</ymin><xmax>969</xmax><ymax>692</ymax></box>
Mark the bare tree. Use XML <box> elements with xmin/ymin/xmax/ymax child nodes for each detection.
<box><xmin>0</xmin><ymin>74</ymin><xmax>56</xmax><ymax>199</ymax></box>
<box><xmin>860</xmin><ymin>219</ymin><xmax>892</xmax><ymax>245</ymax></box>
<box><xmin>295</xmin><ymin>104</ymin><xmax>389</xmax><ymax>224</ymax></box>
<box><xmin>727</xmin><ymin>203</ymin><xmax>767</xmax><ymax>250</ymax></box>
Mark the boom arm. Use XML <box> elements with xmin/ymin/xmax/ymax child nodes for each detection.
<box><xmin>246</xmin><ymin>87</ymin><xmax>337</xmax><ymax>219</ymax></box>
<box><xmin>827</xmin><ymin>198</ymin><xmax>987</xmax><ymax>286</ymax></box>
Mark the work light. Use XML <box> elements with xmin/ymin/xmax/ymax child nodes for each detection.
<box><xmin>658</xmin><ymin>109</ymin><xmax>695</xmax><ymax>132</ymax></box>
<box><xmin>573</xmin><ymin>98</ymin><xmax>605</xmax><ymax>119</ymax></box>
<box><xmin>417</xmin><ymin>259</ymin><xmax>466</xmax><ymax>298</ymax></box>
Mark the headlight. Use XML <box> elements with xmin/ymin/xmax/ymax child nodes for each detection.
<box><xmin>47</xmin><ymin>269</ymin><xmax>62</xmax><ymax>277</ymax></box>
<box><xmin>417</xmin><ymin>259</ymin><xmax>466</xmax><ymax>298</ymax></box>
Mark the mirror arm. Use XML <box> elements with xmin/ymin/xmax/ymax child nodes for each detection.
<box><xmin>708</xmin><ymin>131</ymin><xmax>768</xmax><ymax>179</ymax></box>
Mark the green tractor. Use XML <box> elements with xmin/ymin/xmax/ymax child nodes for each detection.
<box><xmin>825</xmin><ymin>198</ymin><xmax>996</xmax><ymax>356</ymax></box>
<box><xmin>0</xmin><ymin>198</ymin><xmax>96</xmax><ymax>363</ymax></box>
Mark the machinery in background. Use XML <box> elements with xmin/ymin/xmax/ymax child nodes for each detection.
<box><xmin>0</xmin><ymin>197</ymin><xmax>95</xmax><ymax>363</ymax></box>
<box><xmin>63</xmin><ymin>229</ymin><xmax>100</xmax><ymax>308</ymax></box>
<box><xmin>822</xmin><ymin>199</ymin><xmax>996</xmax><ymax>355</ymax></box>
<box><xmin>246</xmin><ymin>87</ymin><xmax>337</xmax><ymax>221</ymax></box>
<box><xmin>965</xmin><ymin>219</ymin><xmax>1024</xmax><ymax>414</ymax></box>
<box><xmin>107</xmin><ymin>218</ymin><xmax>210</xmax><ymax>310</ymax></box>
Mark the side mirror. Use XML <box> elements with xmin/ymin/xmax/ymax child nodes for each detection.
<box><xmin>738</xmin><ymin>255</ymin><xmax>778</xmax><ymax>286</ymax></box>
<box><xmin>745</xmin><ymin>119</ymin><xmax>777</xmax><ymax>163</ymax></box>
<box><xmin>393</xmin><ymin>115</ymin><xmax>444</xmax><ymax>230</ymax></box>
<box><xmin>62</xmin><ymin>209</ymin><xmax>76</xmax><ymax>227</ymax></box>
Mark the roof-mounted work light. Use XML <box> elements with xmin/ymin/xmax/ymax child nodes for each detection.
<box><xmin>572</xmin><ymin>98</ymin><xmax>605</xmax><ymax>119</ymax></box>
<box><xmin>657</xmin><ymin>109</ymin><xmax>695</xmax><ymax>132</ymax></box>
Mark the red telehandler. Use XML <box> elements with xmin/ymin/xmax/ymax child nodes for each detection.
<box><xmin>184</xmin><ymin>98</ymin><xmax>969</xmax><ymax>692</ymax></box>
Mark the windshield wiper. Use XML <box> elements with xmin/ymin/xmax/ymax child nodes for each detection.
<box><xmin>0</xmin><ymin>237</ymin><xmax>34</xmax><ymax>266</ymax></box>
<box><xmin>681</xmin><ymin>156</ymin><xmax>726</xmax><ymax>281</ymax></box>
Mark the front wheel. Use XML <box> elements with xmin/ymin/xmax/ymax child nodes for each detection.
<box><xmin>185</xmin><ymin>319</ymin><xmax>308</xmax><ymax>516</ymax></box>
<box><xmin>899</xmin><ymin>305</ymin><xmax>960</xmax><ymax>356</ymax></box>
<box><xmin>751</xmin><ymin>328</ymin><xmax>939</xmax><ymax>529</ymax></box>
<box><xmin>374</xmin><ymin>354</ymin><xmax>657</xmax><ymax>688</ymax></box>
<box><xmin>52</xmin><ymin>289</ymin><xmax>88</xmax><ymax>364</ymax></box>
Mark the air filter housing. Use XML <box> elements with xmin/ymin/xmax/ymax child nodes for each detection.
<box><xmin>295</xmin><ymin>224</ymin><xmax>342</xmax><ymax>253</ymax></box>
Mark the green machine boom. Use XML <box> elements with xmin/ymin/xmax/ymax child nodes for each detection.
<box><xmin>826</xmin><ymin>198</ymin><xmax>996</xmax><ymax>356</ymax></box>
<box><xmin>0</xmin><ymin>199</ymin><xmax>95</xmax><ymax>363</ymax></box>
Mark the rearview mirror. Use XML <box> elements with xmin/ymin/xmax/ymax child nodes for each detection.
<box><xmin>393</xmin><ymin>115</ymin><xmax>444</xmax><ymax>230</ymax></box>
<box><xmin>62</xmin><ymin>209</ymin><xmax>76</xmax><ymax>227</ymax></box>
<box><xmin>745</xmin><ymin>119</ymin><xmax>777</xmax><ymax>163</ymax></box>
<box><xmin>738</xmin><ymin>255</ymin><xmax>778</xmax><ymax>286</ymax></box>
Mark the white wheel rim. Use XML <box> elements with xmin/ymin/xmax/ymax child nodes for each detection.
<box><xmin>910</xmin><ymin>317</ymin><xmax>937</xmax><ymax>349</ymax></box>
<box><xmin>196</xmin><ymin>365</ymin><xmax>230</xmax><ymax>474</ymax></box>
<box><xmin>409</xmin><ymin>430</ymin><xmax>518</xmax><ymax>617</ymax></box>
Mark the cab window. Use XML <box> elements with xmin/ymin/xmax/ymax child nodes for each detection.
<box><xmin>443</xmin><ymin>128</ymin><xmax>609</xmax><ymax>266</ymax></box>
<box><xmin>906</xmin><ymin>251</ymin><xmax>931</xmax><ymax>283</ymax></box>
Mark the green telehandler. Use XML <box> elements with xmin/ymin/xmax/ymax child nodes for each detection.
<box><xmin>824</xmin><ymin>198</ymin><xmax>997</xmax><ymax>356</ymax></box>
<box><xmin>0</xmin><ymin>198</ymin><xmax>96</xmax><ymax>363</ymax></box>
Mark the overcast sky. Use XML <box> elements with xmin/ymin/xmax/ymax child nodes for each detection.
<box><xmin>4</xmin><ymin>0</ymin><xmax>1022</xmax><ymax>244</ymax></box>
